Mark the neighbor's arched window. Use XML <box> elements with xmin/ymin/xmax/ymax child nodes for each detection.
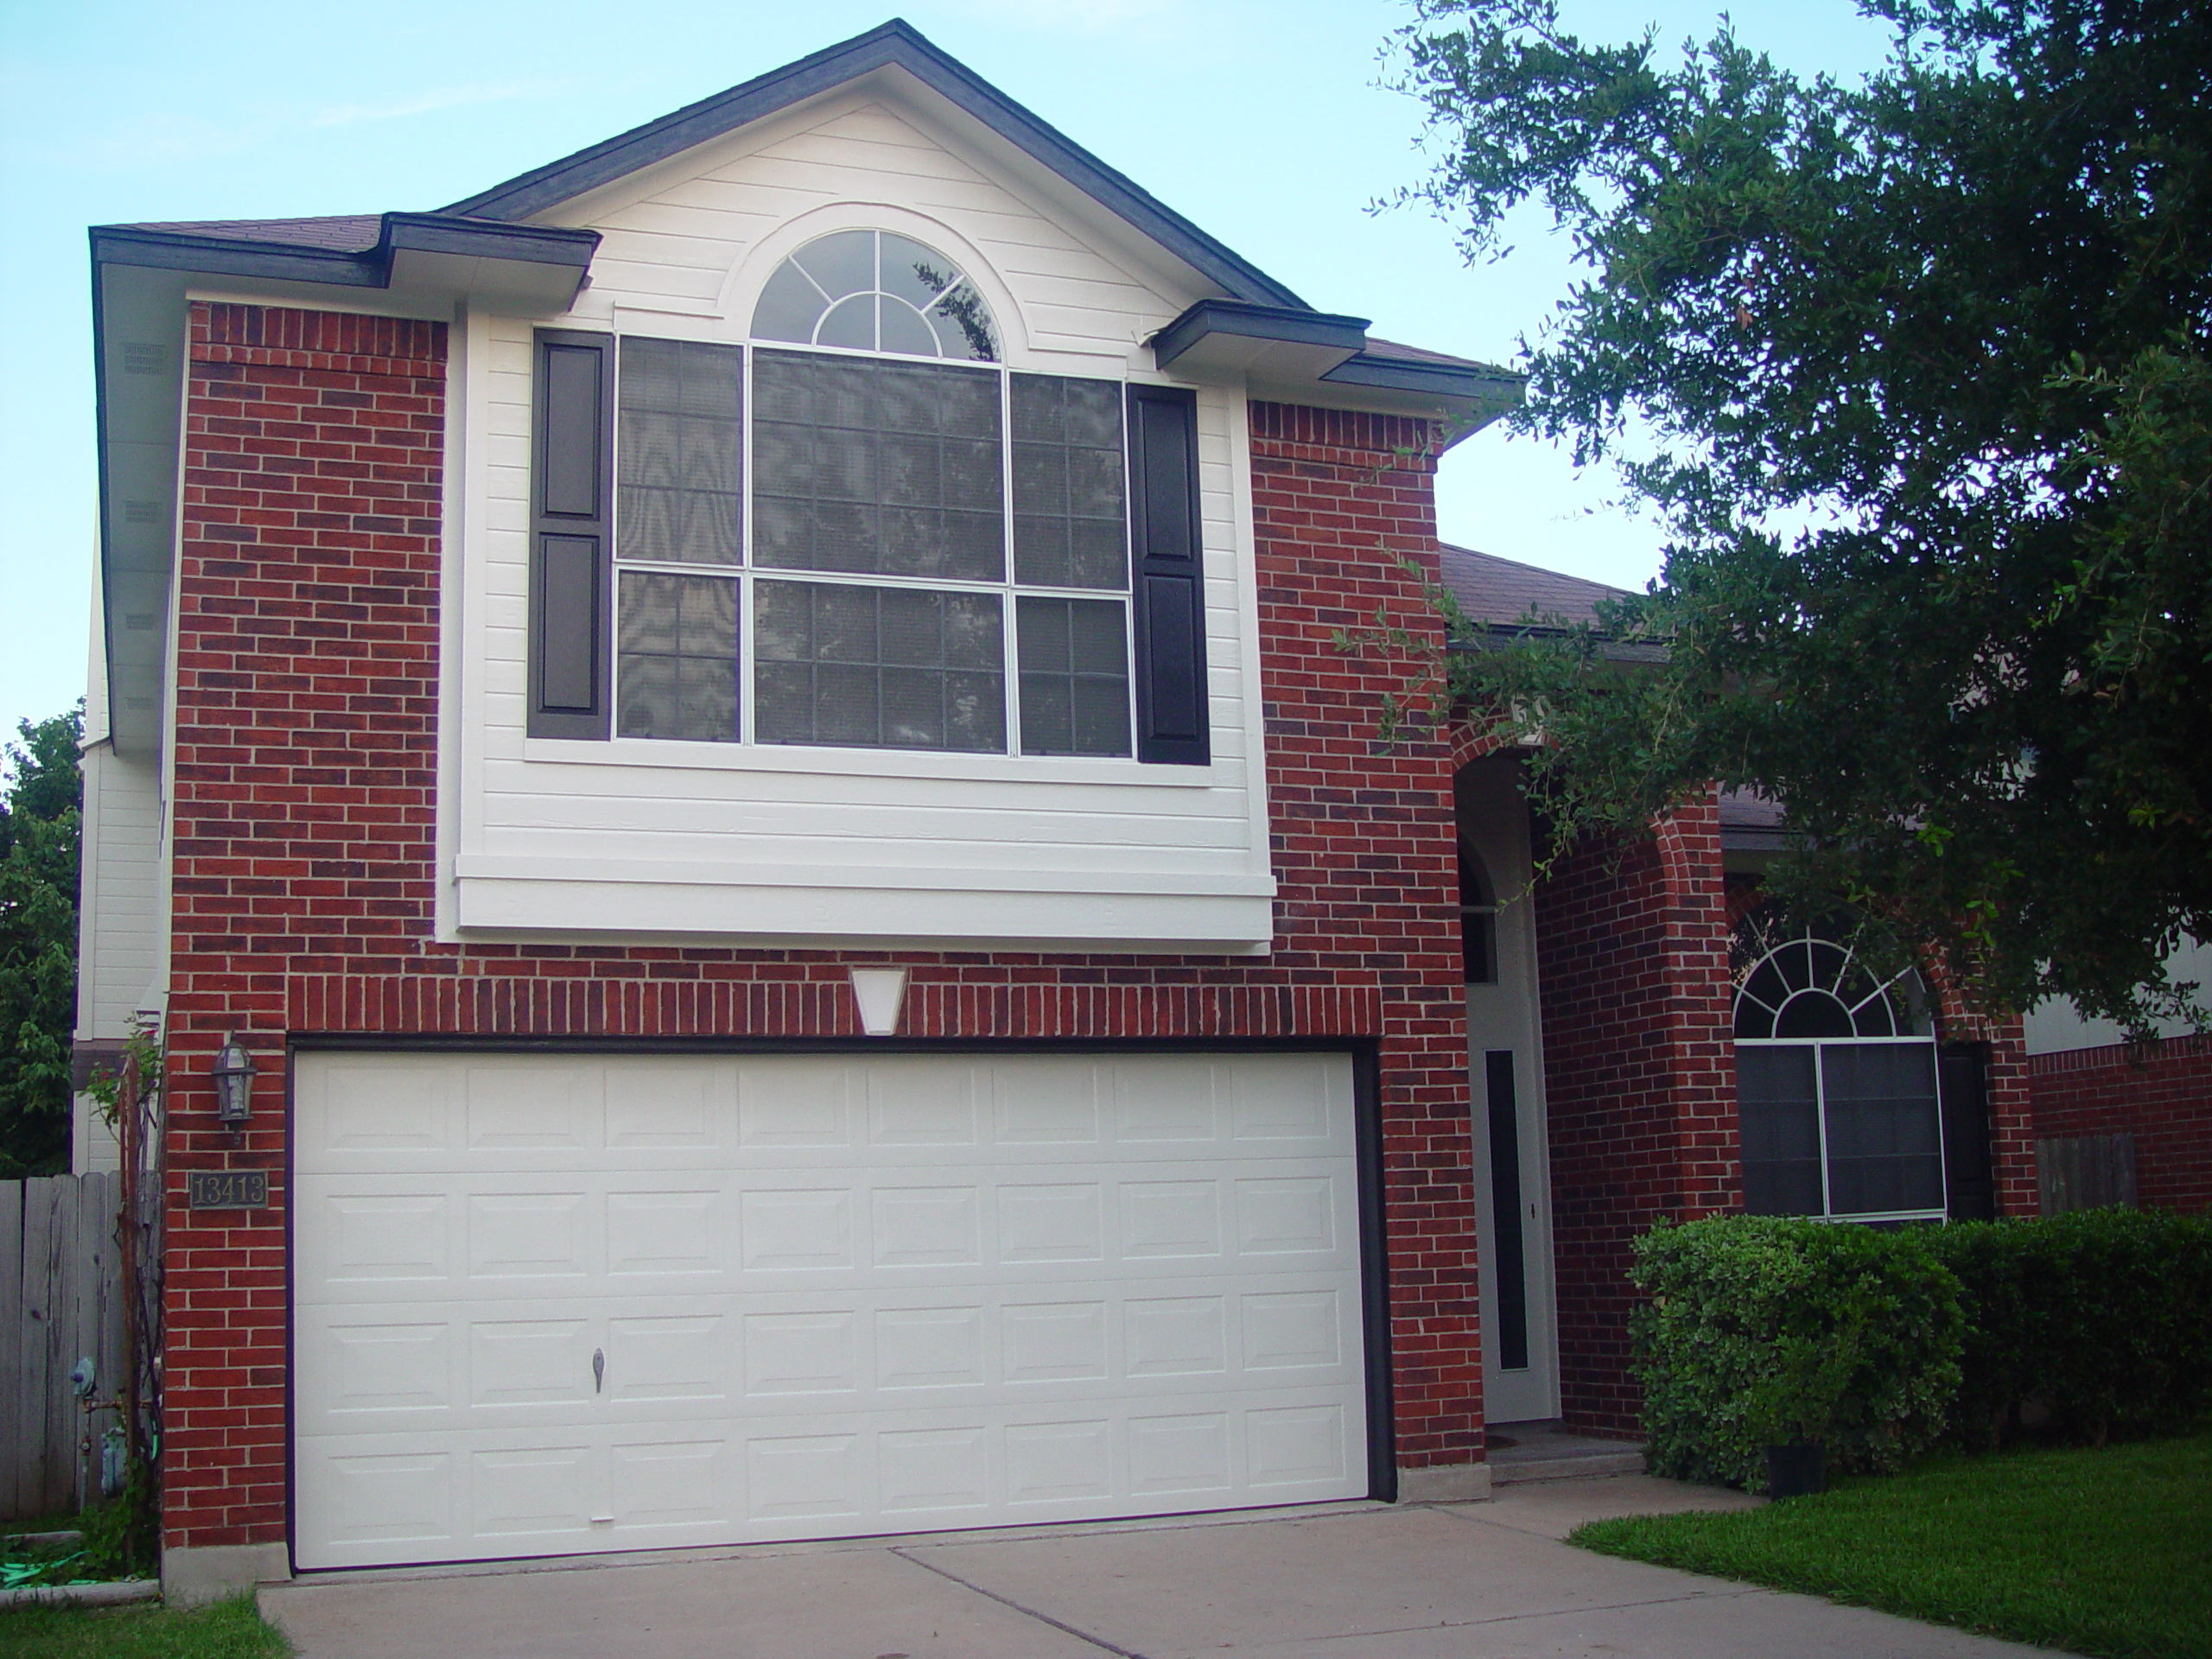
<box><xmin>749</xmin><ymin>229</ymin><xmax>1000</xmax><ymax>361</ymax></box>
<box><xmin>1732</xmin><ymin>917</ymin><xmax>1944</xmax><ymax>1221</ymax></box>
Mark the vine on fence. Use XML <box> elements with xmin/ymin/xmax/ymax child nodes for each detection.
<box><xmin>83</xmin><ymin>1015</ymin><xmax>164</xmax><ymax>1572</ymax></box>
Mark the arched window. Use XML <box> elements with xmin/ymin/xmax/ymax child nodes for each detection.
<box><xmin>575</xmin><ymin>228</ymin><xmax>1182</xmax><ymax>761</ymax></box>
<box><xmin>1732</xmin><ymin>925</ymin><xmax>1928</xmax><ymax>1040</ymax></box>
<box><xmin>1732</xmin><ymin>917</ymin><xmax>1945</xmax><ymax>1221</ymax></box>
<box><xmin>1459</xmin><ymin>838</ymin><xmax>1497</xmax><ymax>984</ymax></box>
<box><xmin>749</xmin><ymin>230</ymin><xmax>999</xmax><ymax>361</ymax></box>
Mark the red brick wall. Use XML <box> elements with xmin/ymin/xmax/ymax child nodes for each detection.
<box><xmin>1532</xmin><ymin>795</ymin><xmax>1738</xmax><ymax>1436</ymax></box>
<box><xmin>1248</xmin><ymin>400</ymin><xmax>1479</xmax><ymax>1469</ymax></box>
<box><xmin>2030</xmin><ymin>1035</ymin><xmax>2212</xmax><ymax>1213</ymax></box>
<box><xmin>157</xmin><ymin>307</ymin><xmax>1478</xmax><ymax>1551</ymax></box>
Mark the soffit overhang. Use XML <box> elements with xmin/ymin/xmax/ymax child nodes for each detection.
<box><xmin>87</xmin><ymin>216</ymin><xmax>601</xmax><ymax>759</ymax></box>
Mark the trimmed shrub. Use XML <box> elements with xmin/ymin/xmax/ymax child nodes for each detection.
<box><xmin>1929</xmin><ymin>1209</ymin><xmax>2212</xmax><ymax>1447</ymax></box>
<box><xmin>1630</xmin><ymin>1217</ymin><xmax>1965</xmax><ymax>1491</ymax></box>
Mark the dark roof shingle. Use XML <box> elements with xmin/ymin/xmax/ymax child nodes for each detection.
<box><xmin>117</xmin><ymin>214</ymin><xmax>385</xmax><ymax>252</ymax></box>
<box><xmin>1437</xmin><ymin>543</ymin><xmax>1626</xmax><ymax>630</ymax></box>
<box><xmin>1363</xmin><ymin>336</ymin><xmax>1515</xmax><ymax>376</ymax></box>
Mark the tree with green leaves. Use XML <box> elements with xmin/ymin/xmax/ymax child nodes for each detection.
<box><xmin>1386</xmin><ymin>0</ymin><xmax>2210</xmax><ymax>1032</ymax></box>
<box><xmin>1</xmin><ymin>706</ymin><xmax>83</xmax><ymax>1176</ymax></box>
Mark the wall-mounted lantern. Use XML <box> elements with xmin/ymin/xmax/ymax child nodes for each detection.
<box><xmin>211</xmin><ymin>1033</ymin><xmax>257</xmax><ymax>1128</ymax></box>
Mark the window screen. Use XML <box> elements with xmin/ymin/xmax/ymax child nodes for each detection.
<box><xmin>1821</xmin><ymin>1044</ymin><xmax>1943</xmax><ymax>1215</ymax></box>
<box><xmin>1738</xmin><ymin>1046</ymin><xmax>1824</xmax><ymax>1217</ymax></box>
<box><xmin>617</xmin><ymin>571</ymin><xmax>739</xmax><ymax>742</ymax></box>
<box><xmin>752</xmin><ymin>351</ymin><xmax>1003</xmax><ymax>582</ymax></box>
<box><xmin>617</xmin><ymin>338</ymin><xmax>743</xmax><ymax>567</ymax></box>
<box><xmin>754</xmin><ymin>579</ymin><xmax>1005</xmax><ymax>753</ymax></box>
<box><xmin>1016</xmin><ymin>596</ymin><xmax>1131</xmax><ymax>756</ymax></box>
<box><xmin>1011</xmin><ymin>374</ymin><xmax>1128</xmax><ymax>590</ymax></box>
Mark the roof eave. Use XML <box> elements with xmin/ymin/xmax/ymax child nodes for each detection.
<box><xmin>88</xmin><ymin>213</ymin><xmax>601</xmax><ymax>760</ymax></box>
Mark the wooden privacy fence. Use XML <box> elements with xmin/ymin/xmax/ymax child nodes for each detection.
<box><xmin>2037</xmin><ymin>1133</ymin><xmax>2139</xmax><ymax>1215</ymax></box>
<box><xmin>1</xmin><ymin>1173</ymin><xmax>129</xmax><ymax>1522</ymax></box>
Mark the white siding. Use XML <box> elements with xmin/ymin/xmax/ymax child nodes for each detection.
<box><xmin>448</xmin><ymin>86</ymin><xmax>1272</xmax><ymax>949</ymax></box>
<box><xmin>73</xmin><ymin>742</ymin><xmax>164</xmax><ymax>1173</ymax></box>
<box><xmin>75</xmin><ymin>746</ymin><xmax>163</xmax><ymax>1038</ymax></box>
<box><xmin>2022</xmin><ymin>935</ymin><xmax>2212</xmax><ymax>1054</ymax></box>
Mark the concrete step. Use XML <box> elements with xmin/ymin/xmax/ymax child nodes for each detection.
<box><xmin>1484</xmin><ymin>1420</ymin><xmax>1647</xmax><ymax>1486</ymax></box>
<box><xmin>1490</xmin><ymin>1449</ymin><xmax>1646</xmax><ymax>1485</ymax></box>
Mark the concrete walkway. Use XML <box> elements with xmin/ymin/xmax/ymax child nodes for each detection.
<box><xmin>260</xmin><ymin>1476</ymin><xmax>2045</xmax><ymax>1659</ymax></box>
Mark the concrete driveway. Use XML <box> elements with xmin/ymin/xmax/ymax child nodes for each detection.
<box><xmin>260</xmin><ymin>1476</ymin><xmax>2044</xmax><ymax>1659</ymax></box>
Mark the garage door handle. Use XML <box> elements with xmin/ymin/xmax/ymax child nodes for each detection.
<box><xmin>592</xmin><ymin>1348</ymin><xmax>605</xmax><ymax>1394</ymax></box>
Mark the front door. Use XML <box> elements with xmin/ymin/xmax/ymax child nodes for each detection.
<box><xmin>1457</xmin><ymin>760</ymin><xmax>1559</xmax><ymax>1424</ymax></box>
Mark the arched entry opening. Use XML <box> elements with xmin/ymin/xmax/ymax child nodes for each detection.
<box><xmin>1456</xmin><ymin>756</ymin><xmax>1559</xmax><ymax>1423</ymax></box>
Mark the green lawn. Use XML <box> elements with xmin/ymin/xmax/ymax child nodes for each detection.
<box><xmin>1571</xmin><ymin>1429</ymin><xmax>2212</xmax><ymax>1659</ymax></box>
<box><xmin>0</xmin><ymin>1595</ymin><xmax>289</xmax><ymax>1659</ymax></box>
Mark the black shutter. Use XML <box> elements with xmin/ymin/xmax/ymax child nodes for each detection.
<box><xmin>530</xmin><ymin>329</ymin><xmax>614</xmax><ymax>739</ymax></box>
<box><xmin>1126</xmin><ymin>385</ymin><xmax>1210</xmax><ymax>766</ymax></box>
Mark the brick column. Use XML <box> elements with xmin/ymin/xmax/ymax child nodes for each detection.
<box><xmin>1534</xmin><ymin>793</ymin><xmax>1738</xmax><ymax>1435</ymax></box>
<box><xmin>1249</xmin><ymin>401</ymin><xmax>1481</xmax><ymax>1479</ymax></box>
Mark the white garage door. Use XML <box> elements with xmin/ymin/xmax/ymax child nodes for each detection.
<box><xmin>293</xmin><ymin>1049</ymin><xmax>1370</xmax><ymax>1569</ymax></box>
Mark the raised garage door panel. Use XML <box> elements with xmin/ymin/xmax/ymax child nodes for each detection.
<box><xmin>292</xmin><ymin>1051</ymin><xmax>1369</xmax><ymax>1569</ymax></box>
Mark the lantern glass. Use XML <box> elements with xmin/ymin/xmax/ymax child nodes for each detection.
<box><xmin>213</xmin><ymin>1036</ymin><xmax>256</xmax><ymax>1126</ymax></box>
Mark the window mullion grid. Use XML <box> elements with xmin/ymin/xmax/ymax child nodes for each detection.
<box><xmin>608</xmin><ymin>327</ymin><xmax>1142</xmax><ymax>758</ymax></box>
<box><xmin>739</xmin><ymin>342</ymin><xmax>755</xmax><ymax>745</ymax></box>
<box><xmin>612</xmin><ymin>331</ymin><xmax>624</xmax><ymax>739</ymax></box>
<box><xmin>998</xmin><ymin>365</ymin><xmax>1019</xmax><ymax>756</ymax></box>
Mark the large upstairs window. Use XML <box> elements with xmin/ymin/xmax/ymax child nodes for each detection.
<box><xmin>526</xmin><ymin>231</ymin><xmax>1208</xmax><ymax>765</ymax></box>
<box><xmin>1732</xmin><ymin>918</ymin><xmax>1946</xmax><ymax>1222</ymax></box>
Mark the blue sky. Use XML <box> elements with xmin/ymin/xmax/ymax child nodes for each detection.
<box><xmin>0</xmin><ymin>0</ymin><xmax>1896</xmax><ymax>739</ymax></box>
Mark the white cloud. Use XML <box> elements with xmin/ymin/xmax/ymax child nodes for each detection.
<box><xmin>306</xmin><ymin>79</ymin><xmax>559</xmax><ymax>130</ymax></box>
<box><xmin>940</xmin><ymin>0</ymin><xmax>1185</xmax><ymax>36</ymax></box>
<box><xmin>35</xmin><ymin>79</ymin><xmax>563</xmax><ymax>172</ymax></box>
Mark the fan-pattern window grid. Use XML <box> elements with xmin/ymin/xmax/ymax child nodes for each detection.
<box><xmin>1732</xmin><ymin>919</ymin><xmax>1947</xmax><ymax>1221</ymax></box>
<box><xmin>609</xmin><ymin>232</ymin><xmax>1132</xmax><ymax>758</ymax></box>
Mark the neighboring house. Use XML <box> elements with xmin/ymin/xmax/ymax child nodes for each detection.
<box><xmin>72</xmin><ymin>22</ymin><xmax>2046</xmax><ymax>1602</ymax></box>
<box><xmin>2019</xmin><ymin>938</ymin><xmax>2212</xmax><ymax>1213</ymax></box>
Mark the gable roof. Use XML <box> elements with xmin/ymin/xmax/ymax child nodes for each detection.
<box><xmin>87</xmin><ymin>22</ymin><xmax>1524</xmax><ymax>761</ymax></box>
<box><xmin>441</xmin><ymin>18</ymin><xmax>1308</xmax><ymax>311</ymax></box>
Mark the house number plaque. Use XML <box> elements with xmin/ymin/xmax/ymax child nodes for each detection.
<box><xmin>188</xmin><ymin>1170</ymin><xmax>268</xmax><ymax>1210</ymax></box>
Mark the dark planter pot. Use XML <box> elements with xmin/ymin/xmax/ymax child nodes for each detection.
<box><xmin>1764</xmin><ymin>1440</ymin><xmax>1827</xmax><ymax>1498</ymax></box>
